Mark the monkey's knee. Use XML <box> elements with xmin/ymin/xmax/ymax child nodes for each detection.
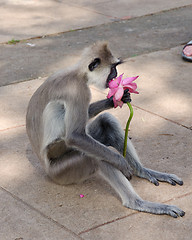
<box><xmin>89</xmin><ymin>112</ymin><xmax>122</xmax><ymax>139</ymax></box>
<box><xmin>99</xmin><ymin>113</ymin><xmax>122</xmax><ymax>132</ymax></box>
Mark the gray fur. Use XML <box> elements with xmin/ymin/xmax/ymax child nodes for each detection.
<box><xmin>26</xmin><ymin>42</ymin><xmax>185</xmax><ymax>218</ymax></box>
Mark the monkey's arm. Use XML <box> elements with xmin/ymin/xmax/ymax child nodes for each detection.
<box><xmin>67</xmin><ymin>131</ymin><xmax>132</xmax><ymax>179</ymax></box>
<box><xmin>63</xmin><ymin>100</ymin><xmax>131</xmax><ymax>178</ymax></box>
<box><xmin>88</xmin><ymin>98</ymin><xmax>113</xmax><ymax>118</ymax></box>
<box><xmin>88</xmin><ymin>89</ymin><xmax>131</xmax><ymax>118</ymax></box>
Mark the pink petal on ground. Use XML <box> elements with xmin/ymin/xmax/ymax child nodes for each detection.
<box><xmin>79</xmin><ymin>194</ymin><xmax>84</xmax><ymax>198</ymax></box>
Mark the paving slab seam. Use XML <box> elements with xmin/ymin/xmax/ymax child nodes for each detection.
<box><xmin>78</xmin><ymin>191</ymin><xmax>192</xmax><ymax>236</ymax></box>
<box><xmin>0</xmin><ymin>76</ymin><xmax>44</xmax><ymax>87</ymax></box>
<box><xmin>164</xmin><ymin>190</ymin><xmax>192</xmax><ymax>202</ymax></box>
<box><xmin>76</xmin><ymin>3</ymin><xmax>192</xmax><ymax>22</ymax></box>
<box><xmin>68</xmin><ymin>2</ymin><xmax>119</xmax><ymax>20</ymax></box>
<box><xmin>133</xmin><ymin>105</ymin><xmax>192</xmax><ymax>130</ymax></box>
<box><xmin>78</xmin><ymin>212</ymin><xmax>137</xmax><ymax>236</ymax></box>
<box><xmin>0</xmin><ymin>186</ymin><xmax>83</xmax><ymax>240</ymax></box>
<box><xmin>0</xmin><ymin>41</ymin><xmax>189</xmax><ymax>87</ymax></box>
<box><xmin>0</xmin><ymin>4</ymin><xmax>191</xmax><ymax>46</ymax></box>
<box><xmin>0</xmin><ymin>124</ymin><xmax>25</xmax><ymax>132</ymax></box>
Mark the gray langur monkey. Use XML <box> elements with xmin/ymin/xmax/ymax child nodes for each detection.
<box><xmin>26</xmin><ymin>42</ymin><xmax>185</xmax><ymax>218</ymax></box>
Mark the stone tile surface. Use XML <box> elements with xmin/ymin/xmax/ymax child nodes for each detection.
<box><xmin>119</xmin><ymin>46</ymin><xmax>192</xmax><ymax>128</ymax></box>
<box><xmin>1</xmin><ymin>6</ymin><xmax>191</xmax><ymax>86</ymax></box>
<box><xmin>0</xmin><ymin>0</ymin><xmax>112</xmax><ymax>43</ymax></box>
<box><xmin>1</xmin><ymin>0</ymin><xmax>192</xmax><ymax>43</ymax></box>
<box><xmin>70</xmin><ymin>0</ymin><xmax>192</xmax><ymax>19</ymax></box>
<box><xmin>81</xmin><ymin>194</ymin><xmax>192</xmax><ymax>240</ymax></box>
<box><xmin>0</xmin><ymin>78</ymin><xmax>45</xmax><ymax>130</ymax></box>
<box><xmin>0</xmin><ymin>81</ymin><xmax>191</xmax><ymax>234</ymax></box>
<box><xmin>0</xmin><ymin>2</ymin><xmax>192</xmax><ymax>236</ymax></box>
<box><xmin>0</xmin><ymin>188</ymin><xmax>81</xmax><ymax>240</ymax></box>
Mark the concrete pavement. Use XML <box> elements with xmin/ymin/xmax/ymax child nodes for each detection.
<box><xmin>0</xmin><ymin>1</ymin><xmax>192</xmax><ymax>239</ymax></box>
<box><xmin>1</xmin><ymin>5</ymin><xmax>192</xmax><ymax>86</ymax></box>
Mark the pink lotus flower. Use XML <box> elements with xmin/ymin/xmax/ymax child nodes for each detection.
<box><xmin>107</xmin><ymin>73</ymin><xmax>139</xmax><ymax>108</ymax></box>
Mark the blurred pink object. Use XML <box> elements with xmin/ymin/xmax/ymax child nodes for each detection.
<box><xmin>79</xmin><ymin>194</ymin><xmax>84</xmax><ymax>198</ymax></box>
<box><xmin>107</xmin><ymin>73</ymin><xmax>139</xmax><ymax>108</ymax></box>
<box><xmin>183</xmin><ymin>45</ymin><xmax>192</xmax><ymax>57</ymax></box>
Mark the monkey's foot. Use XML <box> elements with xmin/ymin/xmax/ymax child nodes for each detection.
<box><xmin>123</xmin><ymin>199</ymin><xmax>185</xmax><ymax>218</ymax></box>
<box><xmin>137</xmin><ymin>167</ymin><xmax>183</xmax><ymax>186</ymax></box>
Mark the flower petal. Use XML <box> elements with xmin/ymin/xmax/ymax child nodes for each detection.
<box><xmin>113</xmin><ymin>97</ymin><xmax>118</xmax><ymax>108</ymax></box>
<box><xmin>107</xmin><ymin>88</ymin><xmax>117</xmax><ymax>98</ymax></box>
<box><xmin>113</xmin><ymin>98</ymin><xmax>123</xmax><ymax>108</ymax></box>
<box><xmin>108</xmin><ymin>74</ymin><xmax>123</xmax><ymax>88</ymax></box>
<box><xmin>109</xmin><ymin>79</ymin><xmax>119</xmax><ymax>89</ymax></box>
<box><xmin>124</xmin><ymin>82</ymin><xmax>139</xmax><ymax>94</ymax></box>
<box><xmin>107</xmin><ymin>73</ymin><xmax>139</xmax><ymax>108</ymax></box>
<box><xmin>108</xmin><ymin>79</ymin><xmax>119</xmax><ymax>88</ymax></box>
<box><xmin>122</xmin><ymin>76</ymin><xmax>139</xmax><ymax>85</ymax></box>
<box><xmin>114</xmin><ymin>87</ymin><xmax>124</xmax><ymax>101</ymax></box>
<box><xmin>124</xmin><ymin>82</ymin><xmax>137</xmax><ymax>90</ymax></box>
<box><xmin>117</xmin><ymin>100</ymin><xmax>124</xmax><ymax>108</ymax></box>
<box><xmin>129</xmin><ymin>89</ymin><xmax>139</xmax><ymax>94</ymax></box>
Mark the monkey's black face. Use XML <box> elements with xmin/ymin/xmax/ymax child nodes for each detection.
<box><xmin>105</xmin><ymin>60</ymin><xmax>123</xmax><ymax>88</ymax></box>
<box><xmin>88</xmin><ymin>57</ymin><xmax>123</xmax><ymax>89</ymax></box>
<box><xmin>106</xmin><ymin>66</ymin><xmax>117</xmax><ymax>88</ymax></box>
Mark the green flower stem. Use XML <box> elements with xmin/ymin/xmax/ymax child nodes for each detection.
<box><xmin>123</xmin><ymin>102</ymin><xmax>133</xmax><ymax>157</ymax></box>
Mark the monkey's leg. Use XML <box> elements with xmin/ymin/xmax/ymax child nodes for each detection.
<box><xmin>46</xmin><ymin>146</ymin><xmax>97</xmax><ymax>185</ymax></box>
<box><xmin>88</xmin><ymin>112</ymin><xmax>183</xmax><ymax>186</ymax></box>
<box><xmin>98</xmin><ymin>161</ymin><xmax>185</xmax><ymax>218</ymax></box>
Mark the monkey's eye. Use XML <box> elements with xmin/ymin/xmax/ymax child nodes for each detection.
<box><xmin>88</xmin><ymin>58</ymin><xmax>101</xmax><ymax>71</ymax></box>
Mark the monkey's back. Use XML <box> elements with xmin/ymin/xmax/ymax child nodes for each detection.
<box><xmin>26</xmin><ymin>66</ymin><xmax>89</xmax><ymax>160</ymax></box>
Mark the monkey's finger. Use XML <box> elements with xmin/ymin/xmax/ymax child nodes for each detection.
<box><xmin>126</xmin><ymin>173</ymin><xmax>132</xmax><ymax>181</ymax></box>
<box><xmin>124</xmin><ymin>98</ymin><xmax>132</xmax><ymax>103</ymax></box>
<box><xmin>156</xmin><ymin>173</ymin><xmax>183</xmax><ymax>186</ymax></box>
<box><xmin>150</xmin><ymin>177</ymin><xmax>159</xmax><ymax>186</ymax></box>
<box><xmin>123</xmin><ymin>168</ymin><xmax>133</xmax><ymax>181</ymax></box>
<box><xmin>119</xmin><ymin>164</ymin><xmax>132</xmax><ymax>180</ymax></box>
<box><xmin>124</xmin><ymin>89</ymin><xmax>129</xmax><ymax>94</ymax></box>
<box><xmin>122</xmin><ymin>93</ymin><xmax>131</xmax><ymax>103</ymax></box>
<box><xmin>175</xmin><ymin>179</ymin><xmax>183</xmax><ymax>186</ymax></box>
<box><xmin>122</xmin><ymin>96</ymin><xmax>132</xmax><ymax>103</ymax></box>
<box><xmin>169</xmin><ymin>175</ymin><xmax>183</xmax><ymax>186</ymax></box>
<box><xmin>162</xmin><ymin>178</ymin><xmax>182</xmax><ymax>186</ymax></box>
<box><xmin>144</xmin><ymin>170</ymin><xmax>159</xmax><ymax>186</ymax></box>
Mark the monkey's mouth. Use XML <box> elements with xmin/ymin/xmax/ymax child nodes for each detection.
<box><xmin>106</xmin><ymin>68</ymin><xmax>118</xmax><ymax>88</ymax></box>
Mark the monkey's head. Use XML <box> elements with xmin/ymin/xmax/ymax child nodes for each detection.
<box><xmin>81</xmin><ymin>42</ymin><xmax>122</xmax><ymax>89</ymax></box>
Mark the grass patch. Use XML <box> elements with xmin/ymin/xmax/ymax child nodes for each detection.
<box><xmin>8</xmin><ymin>39</ymin><xmax>20</xmax><ymax>44</ymax></box>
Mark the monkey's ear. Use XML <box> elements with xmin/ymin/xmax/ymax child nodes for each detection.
<box><xmin>88</xmin><ymin>58</ymin><xmax>101</xmax><ymax>71</ymax></box>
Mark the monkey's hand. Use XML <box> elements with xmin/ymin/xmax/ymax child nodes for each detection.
<box><xmin>121</xmin><ymin>161</ymin><xmax>133</xmax><ymax>180</ymax></box>
<box><xmin>121</xmin><ymin>89</ymin><xmax>131</xmax><ymax>103</ymax></box>
<box><xmin>108</xmin><ymin>146</ymin><xmax>133</xmax><ymax>180</ymax></box>
<box><xmin>107</xmin><ymin>89</ymin><xmax>131</xmax><ymax>108</ymax></box>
